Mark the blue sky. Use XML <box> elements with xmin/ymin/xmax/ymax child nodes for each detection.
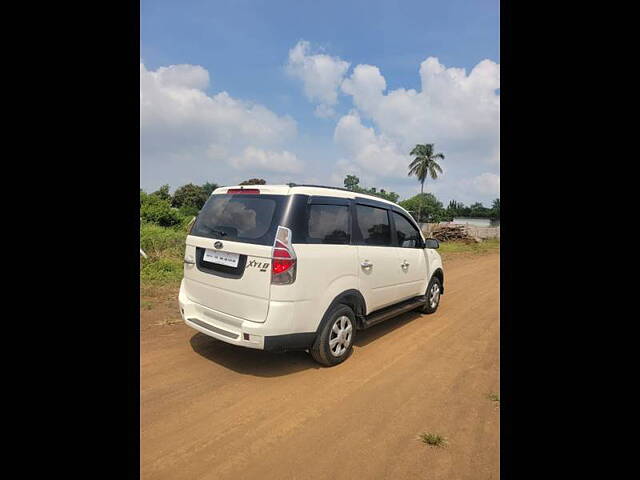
<box><xmin>140</xmin><ymin>0</ymin><xmax>500</xmax><ymax>205</ymax></box>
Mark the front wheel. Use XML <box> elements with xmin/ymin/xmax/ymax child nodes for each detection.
<box><xmin>310</xmin><ymin>304</ymin><xmax>356</xmax><ymax>367</ymax></box>
<box><xmin>419</xmin><ymin>276</ymin><xmax>442</xmax><ymax>314</ymax></box>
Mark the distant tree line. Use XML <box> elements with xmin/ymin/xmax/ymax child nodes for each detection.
<box><xmin>343</xmin><ymin>175</ymin><xmax>400</xmax><ymax>203</ymax></box>
<box><xmin>399</xmin><ymin>195</ymin><xmax>500</xmax><ymax>223</ymax></box>
<box><xmin>140</xmin><ymin>175</ymin><xmax>499</xmax><ymax>228</ymax></box>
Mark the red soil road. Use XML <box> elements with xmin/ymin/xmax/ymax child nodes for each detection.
<box><xmin>140</xmin><ymin>252</ymin><xmax>499</xmax><ymax>480</ymax></box>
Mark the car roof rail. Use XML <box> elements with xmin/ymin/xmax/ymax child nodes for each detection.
<box><xmin>287</xmin><ymin>183</ymin><xmax>355</xmax><ymax>193</ymax></box>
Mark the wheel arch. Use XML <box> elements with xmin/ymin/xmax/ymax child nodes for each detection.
<box><xmin>432</xmin><ymin>268</ymin><xmax>444</xmax><ymax>294</ymax></box>
<box><xmin>315</xmin><ymin>289</ymin><xmax>367</xmax><ymax>334</ymax></box>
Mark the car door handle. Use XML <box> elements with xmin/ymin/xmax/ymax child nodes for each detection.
<box><xmin>361</xmin><ymin>260</ymin><xmax>373</xmax><ymax>269</ymax></box>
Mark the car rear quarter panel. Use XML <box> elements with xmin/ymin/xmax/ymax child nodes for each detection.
<box><xmin>269</xmin><ymin>243</ymin><xmax>358</xmax><ymax>333</ymax></box>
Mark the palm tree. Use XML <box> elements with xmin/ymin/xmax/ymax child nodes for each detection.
<box><xmin>408</xmin><ymin>144</ymin><xmax>444</xmax><ymax>223</ymax></box>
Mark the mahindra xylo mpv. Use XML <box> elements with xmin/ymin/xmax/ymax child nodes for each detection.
<box><xmin>179</xmin><ymin>184</ymin><xmax>444</xmax><ymax>366</ymax></box>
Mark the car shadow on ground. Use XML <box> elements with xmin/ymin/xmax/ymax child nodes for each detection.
<box><xmin>189</xmin><ymin>332</ymin><xmax>320</xmax><ymax>377</ymax></box>
<box><xmin>189</xmin><ymin>309</ymin><xmax>427</xmax><ymax>377</ymax></box>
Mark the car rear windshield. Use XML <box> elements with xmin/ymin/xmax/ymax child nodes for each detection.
<box><xmin>190</xmin><ymin>194</ymin><xmax>286</xmax><ymax>245</ymax></box>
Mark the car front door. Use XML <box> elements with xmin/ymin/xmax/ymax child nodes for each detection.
<box><xmin>353</xmin><ymin>203</ymin><xmax>401</xmax><ymax>313</ymax></box>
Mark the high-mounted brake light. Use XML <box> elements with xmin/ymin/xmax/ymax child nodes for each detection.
<box><xmin>227</xmin><ymin>188</ymin><xmax>260</xmax><ymax>194</ymax></box>
<box><xmin>271</xmin><ymin>226</ymin><xmax>296</xmax><ymax>285</ymax></box>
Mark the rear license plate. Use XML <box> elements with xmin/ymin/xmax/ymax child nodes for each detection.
<box><xmin>203</xmin><ymin>249</ymin><xmax>240</xmax><ymax>268</ymax></box>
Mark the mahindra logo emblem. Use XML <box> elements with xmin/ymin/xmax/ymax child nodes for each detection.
<box><xmin>214</xmin><ymin>241</ymin><xmax>223</xmax><ymax>249</ymax></box>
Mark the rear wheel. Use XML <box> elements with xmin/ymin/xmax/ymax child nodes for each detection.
<box><xmin>310</xmin><ymin>304</ymin><xmax>356</xmax><ymax>367</ymax></box>
<box><xmin>419</xmin><ymin>276</ymin><xmax>442</xmax><ymax>314</ymax></box>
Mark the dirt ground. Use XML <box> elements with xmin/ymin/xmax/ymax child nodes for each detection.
<box><xmin>140</xmin><ymin>251</ymin><xmax>500</xmax><ymax>480</ymax></box>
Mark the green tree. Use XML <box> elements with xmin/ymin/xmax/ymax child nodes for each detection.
<box><xmin>408</xmin><ymin>144</ymin><xmax>444</xmax><ymax>222</ymax></box>
<box><xmin>341</xmin><ymin>175</ymin><xmax>399</xmax><ymax>203</ymax></box>
<box><xmin>140</xmin><ymin>194</ymin><xmax>181</xmax><ymax>227</ymax></box>
<box><xmin>239</xmin><ymin>178</ymin><xmax>266</xmax><ymax>185</ymax></box>
<box><xmin>491</xmin><ymin>198</ymin><xmax>500</xmax><ymax>219</ymax></box>
<box><xmin>399</xmin><ymin>193</ymin><xmax>445</xmax><ymax>223</ymax></box>
<box><xmin>468</xmin><ymin>202</ymin><xmax>492</xmax><ymax>218</ymax></box>
<box><xmin>408</xmin><ymin>144</ymin><xmax>445</xmax><ymax>195</ymax></box>
<box><xmin>444</xmin><ymin>200</ymin><xmax>464</xmax><ymax>221</ymax></box>
<box><xmin>344</xmin><ymin>175</ymin><xmax>360</xmax><ymax>190</ymax></box>
<box><xmin>377</xmin><ymin>189</ymin><xmax>399</xmax><ymax>203</ymax></box>
<box><xmin>202</xmin><ymin>182</ymin><xmax>219</xmax><ymax>196</ymax></box>
<box><xmin>171</xmin><ymin>183</ymin><xmax>209</xmax><ymax>209</ymax></box>
<box><xmin>151</xmin><ymin>184</ymin><xmax>171</xmax><ymax>201</ymax></box>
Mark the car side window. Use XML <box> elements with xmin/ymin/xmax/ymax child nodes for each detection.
<box><xmin>393</xmin><ymin>212</ymin><xmax>421</xmax><ymax>248</ymax></box>
<box><xmin>307</xmin><ymin>204</ymin><xmax>350</xmax><ymax>244</ymax></box>
<box><xmin>355</xmin><ymin>204</ymin><xmax>391</xmax><ymax>246</ymax></box>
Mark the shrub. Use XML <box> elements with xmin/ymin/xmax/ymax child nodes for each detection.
<box><xmin>140</xmin><ymin>223</ymin><xmax>186</xmax><ymax>257</ymax></box>
<box><xmin>140</xmin><ymin>195</ymin><xmax>181</xmax><ymax>227</ymax></box>
<box><xmin>172</xmin><ymin>183</ymin><xmax>209</xmax><ymax>209</ymax></box>
<box><xmin>178</xmin><ymin>204</ymin><xmax>200</xmax><ymax>219</ymax></box>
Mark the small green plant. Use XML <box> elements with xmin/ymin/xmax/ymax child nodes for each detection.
<box><xmin>487</xmin><ymin>393</ymin><xmax>500</xmax><ymax>403</ymax></box>
<box><xmin>419</xmin><ymin>433</ymin><xmax>446</xmax><ymax>447</ymax></box>
<box><xmin>140</xmin><ymin>300</ymin><xmax>154</xmax><ymax>310</ymax></box>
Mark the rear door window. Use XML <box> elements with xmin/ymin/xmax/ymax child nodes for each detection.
<box><xmin>355</xmin><ymin>205</ymin><xmax>391</xmax><ymax>246</ymax></box>
<box><xmin>191</xmin><ymin>194</ymin><xmax>284</xmax><ymax>245</ymax></box>
<box><xmin>393</xmin><ymin>212</ymin><xmax>421</xmax><ymax>248</ymax></box>
<box><xmin>307</xmin><ymin>204</ymin><xmax>350</xmax><ymax>244</ymax></box>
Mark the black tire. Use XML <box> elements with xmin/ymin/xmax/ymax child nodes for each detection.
<box><xmin>419</xmin><ymin>276</ymin><xmax>442</xmax><ymax>314</ymax></box>
<box><xmin>310</xmin><ymin>304</ymin><xmax>356</xmax><ymax>367</ymax></box>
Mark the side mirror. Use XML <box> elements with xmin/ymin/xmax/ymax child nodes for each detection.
<box><xmin>424</xmin><ymin>238</ymin><xmax>440</xmax><ymax>249</ymax></box>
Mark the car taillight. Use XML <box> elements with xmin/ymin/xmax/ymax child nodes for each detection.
<box><xmin>227</xmin><ymin>188</ymin><xmax>260</xmax><ymax>194</ymax></box>
<box><xmin>271</xmin><ymin>226</ymin><xmax>296</xmax><ymax>285</ymax></box>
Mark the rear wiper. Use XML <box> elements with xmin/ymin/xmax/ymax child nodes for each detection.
<box><xmin>211</xmin><ymin>229</ymin><xmax>228</xmax><ymax>237</ymax></box>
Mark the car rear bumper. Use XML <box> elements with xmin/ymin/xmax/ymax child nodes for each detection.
<box><xmin>178</xmin><ymin>279</ymin><xmax>316</xmax><ymax>352</ymax></box>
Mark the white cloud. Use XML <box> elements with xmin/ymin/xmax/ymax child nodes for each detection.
<box><xmin>229</xmin><ymin>146</ymin><xmax>303</xmax><ymax>173</ymax></box>
<box><xmin>286</xmin><ymin>40</ymin><xmax>350</xmax><ymax>118</ymax></box>
<box><xmin>340</xmin><ymin>64</ymin><xmax>387</xmax><ymax>115</ymax></box>
<box><xmin>335</xmin><ymin>56</ymin><xmax>500</xmax><ymax>183</ymax></box>
<box><xmin>140</xmin><ymin>61</ymin><xmax>298</xmax><ymax>186</ymax></box>
<box><xmin>342</xmin><ymin>57</ymin><xmax>500</xmax><ymax>169</ymax></box>
<box><xmin>334</xmin><ymin>111</ymin><xmax>408</xmax><ymax>177</ymax></box>
<box><xmin>470</xmin><ymin>172</ymin><xmax>500</xmax><ymax>196</ymax></box>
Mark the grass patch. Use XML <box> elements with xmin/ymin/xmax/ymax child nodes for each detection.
<box><xmin>140</xmin><ymin>222</ymin><xmax>187</xmax><ymax>287</ymax></box>
<box><xmin>419</xmin><ymin>432</ymin><xmax>447</xmax><ymax>447</ymax></box>
<box><xmin>487</xmin><ymin>393</ymin><xmax>500</xmax><ymax>403</ymax></box>
<box><xmin>140</xmin><ymin>257</ymin><xmax>184</xmax><ymax>285</ymax></box>
<box><xmin>438</xmin><ymin>238</ymin><xmax>500</xmax><ymax>255</ymax></box>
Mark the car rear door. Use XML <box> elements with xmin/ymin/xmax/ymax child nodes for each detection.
<box><xmin>353</xmin><ymin>202</ymin><xmax>401</xmax><ymax>313</ymax></box>
<box><xmin>391</xmin><ymin>211</ymin><xmax>428</xmax><ymax>301</ymax></box>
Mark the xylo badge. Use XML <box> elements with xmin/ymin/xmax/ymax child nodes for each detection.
<box><xmin>247</xmin><ymin>259</ymin><xmax>270</xmax><ymax>272</ymax></box>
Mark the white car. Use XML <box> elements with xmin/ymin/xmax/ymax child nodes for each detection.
<box><xmin>179</xmin><ymin>184</ymin><xmax>444</xmax><ymax>366</ymax></box>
